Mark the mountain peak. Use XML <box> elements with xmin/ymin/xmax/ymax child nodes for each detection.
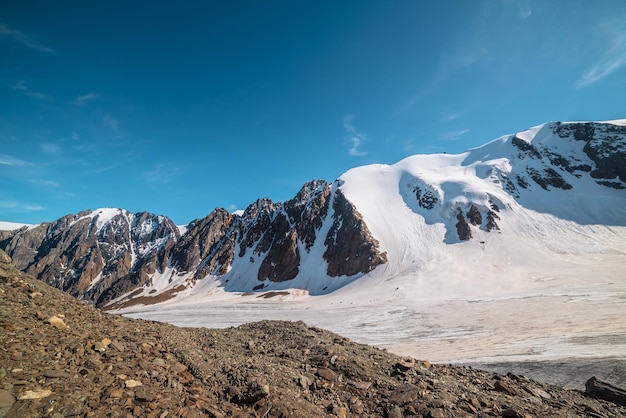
<box><xmin>1</xmin><ymin>119</ymin><xmax>624</xmax><ymax>308</ymax></box>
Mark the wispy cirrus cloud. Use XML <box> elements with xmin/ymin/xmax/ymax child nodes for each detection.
<box><xmin>0</xmin><ymin>153</ymin><xmax>31</xmax><ymax>166</ymax></box>
<box><xmin>40</xmin><ymin>143</ymin><xmax>63</xmax><ymax>155</ymax></box>
<box><xmin>343</xmin><ymin>115</ymin><xmax>367</xmax><ymax>157</ymax></box>
<box><xmin>576</xmin><ymin>19</ymin><xmax>626</xmax><ymax>88</ymax></box>
<box><xmin>73</xmin><ymin>93</ymin><xmax>98</xmax><ymax>106</ymax></box>
<box><xmin>0</xmin><ymin>23</ymin><xmax>53</xmax><ymax>53</ymax></box>
<box><xmin>441</xmin><ymin>128</ymin><xmax>471</xmax><ymax>141</ymax></box>
<box><xmin>30</xmin><ymin>179</ymin><xmax>61</xmax><ymax>188</ymax></box>
<box><xmin>0</xmin><ymin>199</ymin><xmax>46</xmax><ymax>212</ymax></box>
<box><xmin>144</xmin><ymin>163</ymin><xmax>181</xmax><ymax>184</ymax></box>
<box><xmin>103</xmin><ymin>114</ymin><xmax>120</xmax><ymax>133</ymax></box>
<box><xmin>516</xmin><ymin>0</ymin><xmax>532</xmax><ymax>19</ymax></box>
<box><xmin>10</xmin><ymin>80</ymin><xmax>50</xmax><ymax>100</ymax></box>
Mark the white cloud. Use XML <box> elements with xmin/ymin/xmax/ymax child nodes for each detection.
<box><xmin>0</xmin><ymin>23</ymin><xmax>53</xmax><ymax>53</ymax></box>
<box><xmin>0</xmin><ymin>200</ymin><xmax>46</xmax><ymax>211</ymax></box>
<box><xmin>73</xmin><ymin>93</ymin><xmax>98</xmax><ymax>106</ymax></box>
<box><xmin>10</xmin><ymin>80</ymin><xmax>50</xmax><ymax>100</ymax></box>
<box><xmin>23</xmin><ymin>204</ymin><xmax>46</xmax><ymax>211</ymax></box>
<box><xmin>103</xmin><ymin>115</ymin><xmax>120</xmax><ymax>133</ymax></box>
<box><xmin>441</xmin><ymin>110</ymin><xmax>464</xmax><ymax>122</ymax></box>
<box><xmin>145</xmin><ymin>163</ymin><xmax>181</xmax><ymax>184</ymax></box>
<box><xmin>0</xmin><ymin>154</ymin><xmax>30</xmax><ymax>166</ymax></box>
<box><xmin>343</xmin><ymin>115</ymin><xmax>367</xmax><ymax>157</ymax></box>
<box><xmin>576</xmin><ymin>20</ymin><xmax>626</xmax><ymax>88</ymax></box>
<box><xmin>576</xmin><ymin>55</ymin><xmax>626</xmax><ymax>88</ymax></box>
<box><xmin>516</xmin><ymin>0</ymin><xmax>532</xmax><ymax>19</ymax></box>
<box><xmin>30</xmin><ymin>179</ymin><xmax>61</xmax><ymax>188</ymax></box>
<box><xmin>40</xmin><ymin>143</ymin><xmax>63</xmax><ymax>155</ymax></box>
<box><xmin>442</xmin><ymin>128</ymin><xmax>471</xmax><ymax>141</ymax></box>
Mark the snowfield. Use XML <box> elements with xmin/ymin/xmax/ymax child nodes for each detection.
<box><xmin>3</xmin><ymin>121</ymin><xmax>623</xmax><ymax>380</ymax></box>
<box><xmin>116</xmin><ymin>121</ymin><xmax>626</xmax><ymax>387</ymax></box>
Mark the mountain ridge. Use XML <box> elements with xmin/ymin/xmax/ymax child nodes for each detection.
<box><xmin>1</xmin><ymin>119</ymin><xmax>625</xmax><ymax>308</ymax></box>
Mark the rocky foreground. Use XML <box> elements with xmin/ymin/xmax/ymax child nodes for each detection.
<box><xmin>1</xmin><ymin>251</ymin><xmax>624</xmax><ymax>418</ymax></box>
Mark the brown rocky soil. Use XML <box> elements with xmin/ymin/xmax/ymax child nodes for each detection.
<box><xmin>1</xmin><ymin>250</ymin><xmax>625</xmax><ymax>417</ymax></box>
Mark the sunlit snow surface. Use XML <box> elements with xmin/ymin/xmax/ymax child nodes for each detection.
<box><xmin>116</xmin><ymin>122</ymin><xmax>626</xmax><ymax>385</ymax></box>
<box><xmin>0</xmin><ymin>221</ymin><xmax>32</xmax><ymax>230</ymax></box>
<box><xmin>117</xmin><ymin>228</ymin><xmax>626</xmax><ymax>363</ymax></box>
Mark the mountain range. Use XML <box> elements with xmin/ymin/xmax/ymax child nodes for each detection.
<box><xmin>1</xmin><ymin>120</ymin><xmax>625</xmax><ymax>310</ymax></box>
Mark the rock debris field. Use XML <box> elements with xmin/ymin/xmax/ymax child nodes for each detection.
<box><xmin>1</xmin><ymin>250</ymin><xmax>625</xmax><ymax>417</ymax></box>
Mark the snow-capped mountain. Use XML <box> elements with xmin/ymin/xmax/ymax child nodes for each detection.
<box><xmin>339</xmin><ymin>120</ymin><xmax>626</xmax><ymax>280</ymax></box>
<box><xmin>0</xmin><ymin>182</ymin><xmax>386</xmax><ymax>308</ymax></box>
<box><xmin>0</xmin><ymin>209</ymin><xmax>181</xmax><ymax>304</ymax></box>
<box><xmin>1</xmin><ymin>120</ymin><xmax>625</xmax><ymax>309</ymax></box>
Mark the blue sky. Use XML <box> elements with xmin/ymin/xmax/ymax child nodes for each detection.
<box><xmin>1</xmin><ymin>1</ymin><xmax>625</xmax><ymax>225</ymax></box>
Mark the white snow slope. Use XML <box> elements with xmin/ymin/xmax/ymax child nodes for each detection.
<box><xmin>116</xmin><ymin>121</ymin><xmax>626</xmax><ymax>381</ymax></box>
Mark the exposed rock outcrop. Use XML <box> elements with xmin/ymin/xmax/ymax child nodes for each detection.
<box><xmin>170</xmin><ymin>208</ymin><xmax>236</xmax><ymax>280</ymax></box>
<box><xmin>0</xmin><ymin>181</ymin><xmax>388</xmax><ymax>306</ymax></box>
<box><xmin>324</xmin><ymin>190</ymin><xmax>387</xmax><ymax>277</ymax></box>
<box><xmin>455</xmin><ymin>210</ymin><xmax>472</xmax><ymax>241</ymax></box>
<box><xmin>0</xmin><ymin>209</ymin><xmax>180</xmax><ymax>305</ymax></box>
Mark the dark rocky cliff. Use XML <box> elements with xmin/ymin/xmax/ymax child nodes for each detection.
<box><xmin>0</xmin><ymin>181</ymin><xmax>388</xmax><ymax>307</ymax></box>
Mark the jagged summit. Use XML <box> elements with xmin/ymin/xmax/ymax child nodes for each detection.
<box><xmin>1</xmin><ymin>120</ymin><xmax>625</xmax><ymax>309</ymax></box>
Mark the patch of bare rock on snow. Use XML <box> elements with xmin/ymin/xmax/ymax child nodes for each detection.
<box><xmin>1</xmin><ymin>250</ymin><xmax>625</xmax><ymax>417</ymax></box>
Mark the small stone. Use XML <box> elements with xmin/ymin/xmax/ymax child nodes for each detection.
<box><xmin>43</xmin><ymin>370</ymin><xmax>71</xmax><ymax>378</ymax></box>
<box><xmin>61</xmin><ymin>402</ymin><xmax>83</xmax><ymax>416</ymax></box>
<box><xmin>75</xmin><ymin>346</ymin><xmax>85</xmax><ymax>358</ymax></box>
<box><xmin>201</xmin><ymin>406</ymin><xmax>224</xmax><ymax>418</ymax></box>
<box><xmin>242</xmin><ymin>382</ymin><xmax>270</xmax><ymax>404</ymax></box>
<box><xmin>531</xmin><ymin>387</ymin><xmax>551</xmax><ymax>399</ymax></box>
<box><xmin>101</xmin><ymin>338</ymin><xmax>112</xmax><ymax>347</ymax></box>
<box><xmin>94</xmin><ymin>341</ymin><xmax>107</xmax><ymax>352</ymax></box>
<box><xmin>348</xmin><ymin>397</ymin><xmax>364</xmax><ymax>414</ymax></box>
<box><xmin>0</xmin><ymin>389</ymin><xmax>16</xmax><ymax>415</ymax></box>
<box><xmin>332</xmin><ymin>405</ymin><xmax>347</xmax><ymax>417</ymax></box>
<box><xmin>389</xmin><ymin>384</ymin><xmax>420</xmax><ymax>404</ymax></box>
<box><xmin>178</xmin><ymin>370</ymin><xmax>194</xmax><ymax>385</ymax></box>
<box><xmin>125</xmin><ymin>379</ymin><xmax>143</xmax><ymax>388</ymax></box>
<box><xmin>298</xmin><ymin>375</ymin><xmax>311</xmax><ymax>389</ymax></box>
<box><xmin>316</xmin><ymin>367</ymin><xmax>337</xmax><ymax>381</ymax></box>
<box><xmin>429</xmin><ymin>409</ymin><xmax>445</xmax><ymax>418</ymax></box>
<box><xmin>136</xmin><ymin>388</ymin><xmax>156</xmax><ymax>402</ymax></box>
<box><xmin>18</xmin><ymin>389</ymin><xmax>53</xmax><ymax>400</ymax></box>
<box><xmin>494</xmin><ymin>379</ymin><xmax>521</xmax><ymax>396</ymax></box>
<box><xmin>172</xmin><ymin>362</ymin><xmax>188</xmax><ymax>374</ymax></box>
<box><xmin>153</xmin><ymin>358</ymin><xmax>166</xmax><ymax>366</ymax></box>
<box><xmin>29</xmin><ymin>291</ymin><xmax>43</xmax><ymax>298</ymax></box>
<box><xmin>109</xmin><ymin>389</ymin><xmax>124</xmax><ymax>399</ymax></box>
<box><xmin>45</xmin><ymin>315</ymin><xmax>68</xmax><ymax>329</ymax></box>
<box><xmin>387</xmin><ymin>405</ymin><xmax>403</xmax><ymax>418</ymax></box>
<box><xmin>502</xmin><ymin>408</ymin><xmax>524</xmax><ymax>418</ymax></box>
<box><xmin>396</xmin><ymin>357</ymin><xmax>416</xmax><ymax>371</ymax></box>
<box><xmin>109</xmin><ymin>340</ymin><xmax>125</xmax><ymax>352</ymax></box>
<box><xmin>350</xmin><ymin>380</ymin><xmax>372</xmax><ymax>390</ymax></box>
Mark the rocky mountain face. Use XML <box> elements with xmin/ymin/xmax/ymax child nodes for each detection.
<box><xmin>0</xmin><ymin>182</ymin><xmax>387</xmax><ymax>308</ymax></box>
<box><xmin>506</xmin><ymin>121</ymin><xmax>626</xmax><ymax>195</ymax></box>
<box><xmin>401</xmin><ymin>120</ymin><xmax>626</xmax><ymax>243</ymax></box>
<box><xmin>1</xmin><ymin>120</ymin><xmax>624</xmax><ymax>307</ymax></box>
<box><xmin>0</xmin><ymin>209</ymin><xmax>180</xmax><ymax>306</ymax></box>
